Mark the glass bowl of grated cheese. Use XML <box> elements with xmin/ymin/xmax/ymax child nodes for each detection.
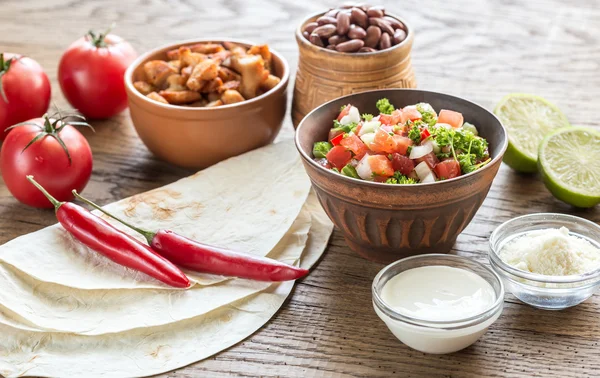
<box><xmin>489</xmin><ymin>213</ymin><xmax>600</xmax><ymax>310</ymax></box>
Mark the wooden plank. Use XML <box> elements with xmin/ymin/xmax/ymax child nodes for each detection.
<box><xmin>0</xmin><ymin>0</ymin><xmax>599</xmax><ymax>376</ymax></box>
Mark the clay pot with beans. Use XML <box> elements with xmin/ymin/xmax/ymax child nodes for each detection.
<box><xmin>292</xmin><ymin>5</ymin><xmax>416</xmax><ymax>127</ymax></box>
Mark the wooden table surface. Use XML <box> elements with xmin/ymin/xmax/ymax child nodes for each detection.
<box><xmin>1</xmin><ymin>0</ymin><xmax>599</xmax><ymax>377</ymax></box>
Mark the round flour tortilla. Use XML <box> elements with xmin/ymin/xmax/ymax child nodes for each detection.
<box><xmin>0</xmin><ymin>141</ymin><xmax>311</xmax><ymax>290</ymax></box>
<box><xmin>0</xmin><ymin>191</ymin><xmax>333</xmax><ymax>378</ymax></box>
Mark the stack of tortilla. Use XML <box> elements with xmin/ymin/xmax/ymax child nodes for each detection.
<box><xmin>0</xmin><ymin>141</ymin><xmax>333</xmax><ymax>378</ymax></box>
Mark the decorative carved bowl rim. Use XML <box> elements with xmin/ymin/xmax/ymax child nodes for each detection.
<box><xmin>295</xmin><ymin>88</ymin><xmax>508</xmax><ymax>189</ymax></box>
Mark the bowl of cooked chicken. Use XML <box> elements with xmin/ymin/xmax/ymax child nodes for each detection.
<box><xmin>125</xmin><ymin>39</ymin><xmax>289</xmax><ymax>169</ymax></box>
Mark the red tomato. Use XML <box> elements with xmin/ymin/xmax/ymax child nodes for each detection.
<box><xmin>0</xmin><ymin>115</ymin><xmax>93</xmax><ymax>208</ymax></box>
<box><xmin>415</xmin><ymin>151</ymin><xmax>439</xmax><ymax>169</ymax></box>
<box><xmin>330</xmin><ymin>133</ymin><xmax>344</xmax><ymax>146</ymax></box>
<box><xmin>438</xmin><ymin>109</ymin><xmax>464</xmax><ymax>128</ymax></box>
<box><xmin>370</xmin><ymin>129</ymin><xmax>395</xmax><ymax>154</ymax></box>
<box><xmin>391</xmin><ymin>153</ymin><xmax>415</xmax><ymax>175</ymax></box>
<box><xmin>368</xmin><ymin>155</ymin><xmax>394</xmax><ymax>178</ymax></box>
<box><xmin>340</xmin><ymin>134</ymin><xmax>368</xmax><ymax>159</ymax></box>
<box><xmin>420</xmin><ymin>128</ymin><xmax>431</xmax><ymax>140</ymax></box>
<box><xmin>434</xmin><ymin>159</ymin><xmax>461</xmax><ymax>179</ymax></box>
<box><xmin>0</xmin><ymin>53</ymin><xmax>51</xmax><ymax>140</ymax></box>
<box><xmin>58</xmin><ymin>29</ymin><xmax>137</xmax><ymax>119</ymax></box>
<box><xmin>401</xmin><ymin>107</ymin><xmax>422</xmax><ymax>123</ymax></box>
<box><xmin>337</xmin><ymin>104</ymin><xmax>352</xmax><ymax>121</ymax></box>
<box><xmin>326</xmin><ymin>145</ymin><xmax>352</xmax><ymax>170</ymax></box>
<box><xmin>379</xmin><ymin>109</ymin><xmax>403</xmax><ymax>126</ymax></box>
<box><xmin>391</xmin><ymin>135</ymin><xmax>413</xmax><ymax>155</ymax></box>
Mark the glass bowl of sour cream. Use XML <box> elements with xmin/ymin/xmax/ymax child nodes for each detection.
<box><xmin>372</xmin><ymin>254</ymin><xmax>504</xmax><ymax>354</ymax></box>
<box><xmin>489</xmin><ymin>213</ymin><xmax>600</xmax><ymax>310</ymax></box>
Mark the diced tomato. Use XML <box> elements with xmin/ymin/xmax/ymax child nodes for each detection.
<box><xmin>434</xmin><ymin>159</ymin><xmax>461</xmax><ymax>179</ymax></box>
<box><xmin>415</xmin><ymin>151</ymin><xmax>439</xmax><ymax>169</ymax></box>
<box><xmin>391</xmin><ymin>135</ymin><xmax>413</xmax><ymax>155</ymax></box>
<box><xmin>368</xmin><ymin>155</ymin><xmax>394</xmax><ymax>178</ymax></box>
<box><xmin>420</xmin><ymin>128</ymin><xmax>431</xmax><ymax>140</ymax></box>
<box><xmin>337</xmin><ymin>104</ymin><xmax>352</xmax><ymax>121</ymax></box>
<box><xmin>379</xmin><ymin>113</ymin><xmax>393</xmax><ymax>125</ymax></box>
<box><xmin>326</xmin><ymin>145</ymin><xmax>352</xmax><ymax>170</ymax></box>
<box><xmin>329</xmin><ymin>128</ymin><xmax>344</xmax><ymax>141</ymax></box>
<box><xmin>370</xmin><ymin>129</ymin><xmax>396</xmax><ymax>154</ymax></box>
<box><xmin>401</xmin><ymin>106</ymin><xmax>422</xmax><ymax>123</ymax></box>
<box><xmin>391</xmin><ymin>153</ymin><xmax>415</xmax><ymax>175</ymax></box>
<box><xmin>438</xmin><ymin>109</ymin><xmax>464</xmax><ymax>129</ymax></box>
<box><xmin>380</xmin><ymin>125</ymin><xmax>394</xmax><ymax>134</ymax></box>
<box><xmin>331</xmin><ymin>133</ymin><xmax>344</xmax><ymax>146</ymax></box>
<box><xmin>355</xmin><ymin>123</ymin><xmax>362</xmax><ymax>135</ymax></box>
<box><xmin>340</xmin><ymin>134</ymin><xmax>368</xmax><ymax>159</ymax></box>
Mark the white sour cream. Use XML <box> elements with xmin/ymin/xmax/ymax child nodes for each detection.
<box><xmin>381</xmin><ymin>266</ymin><xmax>496</xmax><ymax>322</ymax></box>
<box><xmin>374</xmin><ymin>265</ymin><xmax>502</xmax><ymax>354</ymax></box>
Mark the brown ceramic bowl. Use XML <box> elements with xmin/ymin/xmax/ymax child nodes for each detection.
<box><xmin>295</xmin><ymin>89</ymin><xmax>508</xmax><ymax>263</ymax></box>
<box><xmin>292</xmin><ymin>11</ymin><xmax>417</xmax><ymax>128</ymax></box>
<box><xmin>125</xmin><ymin>38</ymin><xmax>289</xmax><ymax>169</ymax></box>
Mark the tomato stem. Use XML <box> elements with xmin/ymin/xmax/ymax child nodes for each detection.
<box><xmin>26</xmin><ymin>176</ymin><xmax>63</xmax><ymax>210</ymax></box>
<box><xmin>72</xmin><ymin>190</ymin><xmax>156</xmax><ymax>244</ymax></box>
<box><xmin>86</xmin><ymin>23</ymin><xmax>116</xmax><ymax>48</ymax></box>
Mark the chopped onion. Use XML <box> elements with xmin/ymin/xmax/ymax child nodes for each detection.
<box><xmin>414</xmin><ymin>161</ymin><xmax>433</xmax><ymax>181</ymax></box>
<box><xmin>409</xmin><ymin>143</ymin><xmax>433</xmax><ymax>159</ymax></box>
<box><xmin>422</xmin><ymin>140</ymin><xmax>440</xmax><ymax>154</ymax></box>
<box><xmin>340</xmin><ymin>106</ymin><xmax>361</xmax><ymax>125</ymax></box>
<box><xmin>359</xmin><ymin>120</ymin><xmax>381</xmax><ymax>136</ymax></box>
<box><xmin>356</xmin><ymin>155</ymin><xmax>373</xmax><ymax>180</ymax></box>
<box><xmin>421</xmin><ymin>173</ymin><xmax>436</xmax><ymax>183</ymax></box>
<box><xmin>360</xmin><ymin>132</ymin><xmax>376</xmax><ymax>146</ymax></box>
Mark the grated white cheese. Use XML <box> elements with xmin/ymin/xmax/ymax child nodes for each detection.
<box><xmin>499</xmin><ymin>227</ymin><xmax>600</xmax><ymax>276</ymax></box>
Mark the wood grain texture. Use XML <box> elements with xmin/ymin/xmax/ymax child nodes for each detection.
<box><xmin>1</xmin><ymin>0</ymin><xmax>599</xmax><ymax>377</ymax></box>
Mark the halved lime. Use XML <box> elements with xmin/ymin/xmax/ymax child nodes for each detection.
<box><xmin>538</xmin><ymin>127</ymin><xmax>600</xmax><ymax>208</ymax></box>
<box><xmin>494</xmin><ymin>94</ymin><xmax>570</xmax><ymax>172</ymax></box>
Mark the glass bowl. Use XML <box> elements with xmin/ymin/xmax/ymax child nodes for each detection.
<box><xmin>372</xmin><ymin>254</ymin><xmax>504</xmax><ymax>354</ymax></box>
<box><xmin>489</xmin><ymin>213</ymin><xmax>600</xmax><ymax>310</ymax></box>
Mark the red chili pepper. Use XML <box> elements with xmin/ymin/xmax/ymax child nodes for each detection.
<box><xmin>74</xmin><ymin>191</ymin><xmax>309</xmax><ymax>282</ymax></box>
<box><xmin>330</xmin><ymin>133</ymin><xmax>344</xmax><ymax>146</ymax></box>
<box><xmin>27</xmin><ymin>176</ymin><xmax>190</xmax><ymax>288</ymax></box>
<box><xmin>421</xmin><ymin>128</ymin><xmax>431</xmax><ymax>140</ymax></box>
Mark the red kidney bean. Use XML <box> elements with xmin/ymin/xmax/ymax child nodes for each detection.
<box><xmin>379</xmin><ymin>32</ymin><xmax>391</xmax><ymax>49</ymax></box>
<box><xmin>383</xmin><ymin>16</ymin><xmax>404</xmax><ymax>30</ymax></box>
<box><xmin>304</xmin><ymin>22</ymin><xmax>318</xmax><ymax>34</ymax></box>
<box><xmin>393</xmin><ymin>28</ymin><xmax>407</xmax><ymax>44</ymax></box>
<box><xmin>369</xmin><ymin>17</ymin><xmax>394</xmax><ymax>35</ymax></box>
<box><xmin>302</xmin><ymin>31</ymin><xmax>310</xmax><ymax>39</ymax></box>
<box><xmin>313</xmin><ymin>24</ymin><xmax>337</xmax><ymax>38</ymax></box>
<box><xmin>326</xmin><ymin>44</ymin><xmax>336</xmax><ymax>50</ymax></box>
<box><xmin>336</xmin><ymin>12</ymin><xmax>351</xmax><ymax>35</ymax></box>
<box><xmin>317</xmin><ymin>16</ymin><xmax>338</xmax><ymax>26</ymax></box>
<box><xmin>324</xmin><ymin>8</ymin><xmax>339</xmax><ymax>18</ymax></box>
<box><xmin>336</xmin><ymin>39</ymin><xmax>364</xmax><ymax>52</ymax></box>
<box><xmin>354</xmin><ymin>3</ymin><xmax>371</xmax><ymax>12</ymax></box>
<box><xmin>328</xmin><ymin>35</ymin><xmax>348</xmax><ymax>45</ymax></box>
<box><xmin>364</xmin><ymin>25</ymin><xmax>381</xmax><ymax>47</ymax></box>
<box><xmin>366</xmin><ymin>6</ymin><xmax>384</xmax><ymax>17</ymax></box>
<box><xmin>348</xmin><ymin>24</ymin><xmax>367</xmax><ymax>39</ymax></box>
<box><xmin>350</xmin><ymin>7</ymin><xmax>368</xmax><ymax>29</ymax></box>
<box><xmin>309</xmin><ymin>33</ymin><xmax>324</xmax><ymax>47</ymax></box>
<box><xmin>359</xmin><ymin>47</ymin><xmax>377</xmax><ymax>53</ymax></box>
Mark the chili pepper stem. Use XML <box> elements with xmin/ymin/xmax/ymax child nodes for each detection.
<box><xmin>26</xmin><ymin>176</ymin><xmax>62</xmax><ymax>210</ymax></box>
<box><xmin>72</xmin><ymin>190</ymin><xmax>156</xmax><ymax>244</ymax></box>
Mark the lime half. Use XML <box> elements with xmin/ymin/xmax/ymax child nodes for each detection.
<box><xmin>538</xmin><ymin>127</ymin><xmax>600</xmax><ymax>208</ymax></box>
<box><xmin>494</xmin><ymin>94</ymin><xmax>570</xmax><ymax>172</ymax></box>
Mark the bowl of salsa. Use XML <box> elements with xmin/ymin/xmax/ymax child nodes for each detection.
<box><xmin>295</xmin><ymin>89</ymin><xmax>507</xmax><ymax>263</ymax></box>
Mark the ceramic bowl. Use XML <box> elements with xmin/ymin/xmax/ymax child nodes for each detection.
<box><xmin>125</xmin><ymin>39</ymin><xmax>289</xmax><ymax>169</ymax></box>
<box><xmin>291</xmin><ymin>11</ymin><xmax>416</xmax><ymax>128</ymax></box>
<box><xmin>295</xmin><ymin>89</ymin><xmax>508</xmax><ymax>263</ymax></box>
